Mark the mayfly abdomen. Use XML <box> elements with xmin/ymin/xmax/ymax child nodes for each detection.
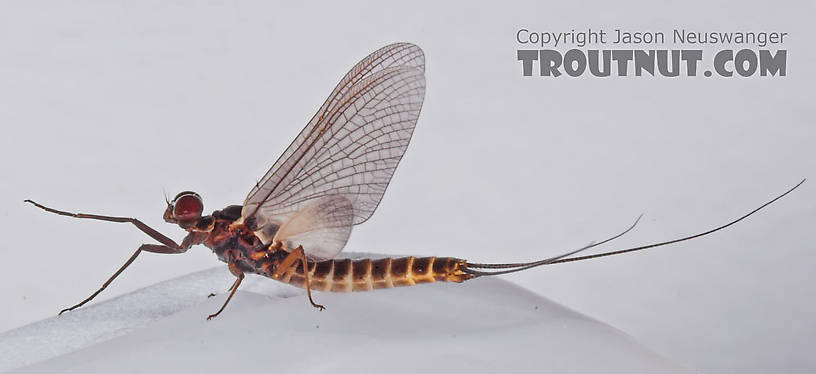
<box><xmin>279</xmin><ymin>257</ymin><xmax>472</xmax><ymax>292</ymax></box>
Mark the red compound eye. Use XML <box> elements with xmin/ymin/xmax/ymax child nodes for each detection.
<box><xmin>173</xmin><ymin>192</ymin><xmax>203</xmax><ymax>221</ymax></box>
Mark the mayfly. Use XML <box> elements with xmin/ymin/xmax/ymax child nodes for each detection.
<box><xmin>26</xmin><ymin>43</ymin><xmax>804</xmax><ymax>319</ymax></box>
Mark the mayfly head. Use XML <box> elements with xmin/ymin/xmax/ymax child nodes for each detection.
<box><xmin>164</xmin><ymin>191</ymin><xmax>204</xmax><ymax>229</ymax></box>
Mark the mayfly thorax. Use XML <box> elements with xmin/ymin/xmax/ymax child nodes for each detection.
<box><xmin>26</xmin><ymin>43</ymin><xmax>804</xmax><ymax>319</ymax></box>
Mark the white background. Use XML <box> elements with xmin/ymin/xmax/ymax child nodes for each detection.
<box><xmin>1</xmin><ymin>1</ymin><xmax>813</xmax><ymax>373</ymax></box>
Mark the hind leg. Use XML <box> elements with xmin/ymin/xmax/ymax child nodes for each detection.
<box><xmin>272</xmin><ymin>246</ymin><xmax>325</xmax><ymax>310</ymax></box>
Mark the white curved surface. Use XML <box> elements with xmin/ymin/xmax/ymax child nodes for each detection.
<box><xmin>0</xmin><ymin>260</ymin><xmax>689</xmax><ymax>374</ymax></box>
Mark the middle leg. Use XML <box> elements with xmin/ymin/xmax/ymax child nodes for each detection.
<box><xmin>207</xmin><ymin>262</ymin><xmax>245</xmax><ymax>320</ymax></box>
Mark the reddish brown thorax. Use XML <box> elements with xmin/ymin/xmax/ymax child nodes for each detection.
<box><xmin>164</xmin><ymin>191</ymin><xmax>268</xmax><ymax>272</ymax></box>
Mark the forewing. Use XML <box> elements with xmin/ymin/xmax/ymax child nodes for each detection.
<box><xmin>243</xmin><ymin>43</ymin><xmax>426</xmax><ymax>244</ymax></box>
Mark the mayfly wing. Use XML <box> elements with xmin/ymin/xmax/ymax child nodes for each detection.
<box><xmin>243</xmin><ymin>43</ymin><xmax>426</xmax><ymax>259</ymax></box>
<box><xmin>243</xmin><ymin>43</ymin><xmax>425</xmax><ymax>219</ymax></box>
<box><xmin>272</xmin><ymin>195</ymin><xmax>353</xmax><ymax>261</ymax></box>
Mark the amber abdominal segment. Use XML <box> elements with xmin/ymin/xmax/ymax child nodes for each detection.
<box><xmin>263</xmin><ymin>256</ymin><xmax>472</xmax><ymax>292</ymax></box>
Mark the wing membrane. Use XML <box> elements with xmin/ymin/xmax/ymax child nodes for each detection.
<box><xmin>272</xmin><ymin>195</ymin><xmax>353</xmax><ymax>261</ymax></box>
<box><xmin>243</xmin><ymin>43</ymin><xmax>426</xmax><ymax>258</ymax></box>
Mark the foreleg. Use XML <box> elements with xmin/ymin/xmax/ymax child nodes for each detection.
<box><xmin>59</xmin><ymin>243</ymin><xmax>192</xmax><ymax>314</ymax></box>
<box><xmin>25</xmin><ymin>200</ymin><xmax>183</xmax><ymax>249</ymax></box>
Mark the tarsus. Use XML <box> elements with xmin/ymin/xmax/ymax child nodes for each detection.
<box><xmin>463</xmin><ymin>179</ymin><xmax>805</xmax><ymax>277</ymax></box>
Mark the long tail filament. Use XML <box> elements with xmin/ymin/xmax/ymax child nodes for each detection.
<box><xmin>463</xmin><ymin>179</ymin><xmax>805</xmax><ymax>277</ymax></box>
